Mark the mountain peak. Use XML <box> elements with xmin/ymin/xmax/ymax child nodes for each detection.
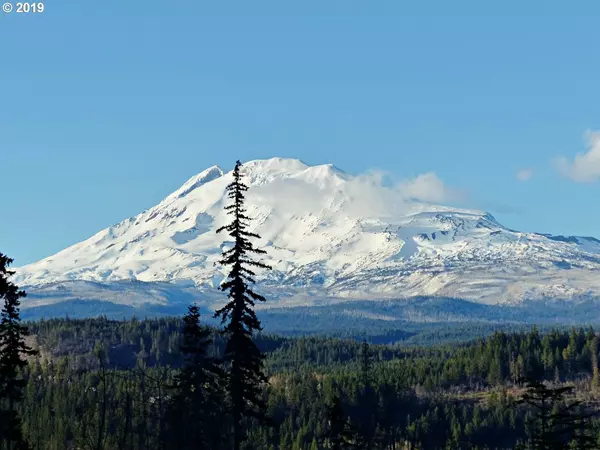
<box><xmin>243</xmin><ymin>157</ymin><xmax>309</xmax><ymax>172</ymax></box>
<box><xmin>14</xmin><ymin>157</ymin><xmax>600</xmax><ymax>307</ymax></box>
<box><xmin>165</xmin><ymin>165</ymin><xmax>224</xmax><ymax>202</ymax></box>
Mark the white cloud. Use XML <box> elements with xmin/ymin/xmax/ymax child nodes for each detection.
<box><xmin>554</xmin><ymin>130</ymin><xmax>600</xmax><ymax>183</ymax></box>
<box><xmin>398</xmin><ymin>172</ymin><xmax>465</xmax><ymax>203</ymax></box>
<box><xmin>516</xmin><ymin>169</ymin><xmax>533</xmax><ymax>181</ymax></box>
<box><xmin>247</xmin><ymin>167</ymin><xmax>465</xmax><ymax>222</ymax></box>
<box><xmin>345</xmin><ymin>169</ymin><xmax>465</xmax><ymax>208</ymax></box>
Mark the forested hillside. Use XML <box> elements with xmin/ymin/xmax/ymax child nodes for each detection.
<box><xmin>12</xmin><ymin>317</ymin><xmax>600</xmax><ymax>449</ymax></box>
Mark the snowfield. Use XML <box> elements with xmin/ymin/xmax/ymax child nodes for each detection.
<box><xmin>13</xmin><ymin>157</ymin><xmax>600</xmax><ymax>314</ymax></box>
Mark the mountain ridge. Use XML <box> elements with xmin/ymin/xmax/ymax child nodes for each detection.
<box><xmin>14</xmin><ymin>157</ymin><xmax>600</xmax><ymax>311</ymax></box>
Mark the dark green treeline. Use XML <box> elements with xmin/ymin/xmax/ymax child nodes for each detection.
<box><xmin>7</xmin><ymin>318</ymin><xmax>600</xmax><ymax>449</ymax></box>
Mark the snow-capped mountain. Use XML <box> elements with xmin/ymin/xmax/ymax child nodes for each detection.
<box><xmin>14</xmin><ymin>158</ymin><xmax>600</xmax><ymax>312</ymax></box>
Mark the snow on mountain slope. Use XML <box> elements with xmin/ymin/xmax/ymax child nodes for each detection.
<box><xmin>14</xmin><ymin>158</ymin><xmax>600</xmax><ymax>307</ymax></box>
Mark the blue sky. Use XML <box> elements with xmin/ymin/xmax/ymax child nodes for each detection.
<box><xmin>2</xmin><ymin>0</ymin><xmax>600</xmax><ymax>265</ymax></box>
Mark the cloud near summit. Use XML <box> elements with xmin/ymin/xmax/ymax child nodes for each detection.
<box><xmin>349</xmin><ymin>169</ymin><xmax>466</xmax><ymax>205</ymax></box>
<box><xmin>398</xmin><ymin>172</ymin><xmax>465</xmax><ymax>203</ymax></box>
<box><xmin>248</xmin><ymin>166</ymin><xmax>466</xmax><ymax>221</ymax></box>
<box><xmin>555</xmin><ymin>130</ymin><xmax>600</xmax><ymax>183</ymax></box>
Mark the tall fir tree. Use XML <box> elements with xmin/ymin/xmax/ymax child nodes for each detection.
<box><xmin>518</xmin><ymin>380</ymin><xmax>585</xmax><ymax>450</ymax></box>
<box><xmin>214</xmin><ymin>160</ymin><xmax>272</xmax><ymax>450</ymax></box>
<box><xmin>325</xmin><ymin>395</ymin><xmax>346</xmax><ymax>450</ymax></box>
<box><xmin>591</xmin><ymin>335</ymin><xmax>599</xmax><ymax>392</ymax></box>
<box><xmin>167</xmin><ymin>305</ymin><xmax>225</xmax><ymax>450</ymax></box>
<box><xmin>0</xmin><ymin>253</ymin><xmax>37</xmax><ymax>450</ymax></box>
<box><xmin>360</xmin><ymin>341</ymin><xmax>371</xmax><ymax>393</ymax></box>
<box><xmin>358</xmin><ymin>341</ymin><xmax>377</xmax><ymax>450</ymax></box>
<box><xmin>323</xmin><ymin>395</ymin><xmax>358</xmax><ymax>450</ymax></box>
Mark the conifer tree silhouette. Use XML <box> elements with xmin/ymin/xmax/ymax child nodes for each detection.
<box><xmin>358</xmin><ymin>341</ymin><xmax>377</xmax><ymax>450</ymax></box>
<box><xmin>0</xmin><ymin>253</ymin><xmax>37</xmax><ymax>450</ymax></box>
<box><xmin>518</xmin><ymin>379</ymin><xmax>595</xmax><ymax>450</ymax></box>
<box><xmin>591</xmin><ymin>335</ymin><xmax>599</xmax><ymax>391</ymax></box>
<box><xmin>326</xmin><ymin>395</ymin><xmax>346</xmax><ymax>450</ymax></box>
<box><xmin>214</xmin><ymin>161</ymin><xmax>271</xmax><ymax>450</ymax></box>
<box><xmin>167</xmin><ymin>304</ymin><xmax>225</xmax><ymax>450</ymax></box>
<box><xmin>324</xmin><ymin>395</ymin><xmax>358</xmax><ymax>450</ymax></box>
